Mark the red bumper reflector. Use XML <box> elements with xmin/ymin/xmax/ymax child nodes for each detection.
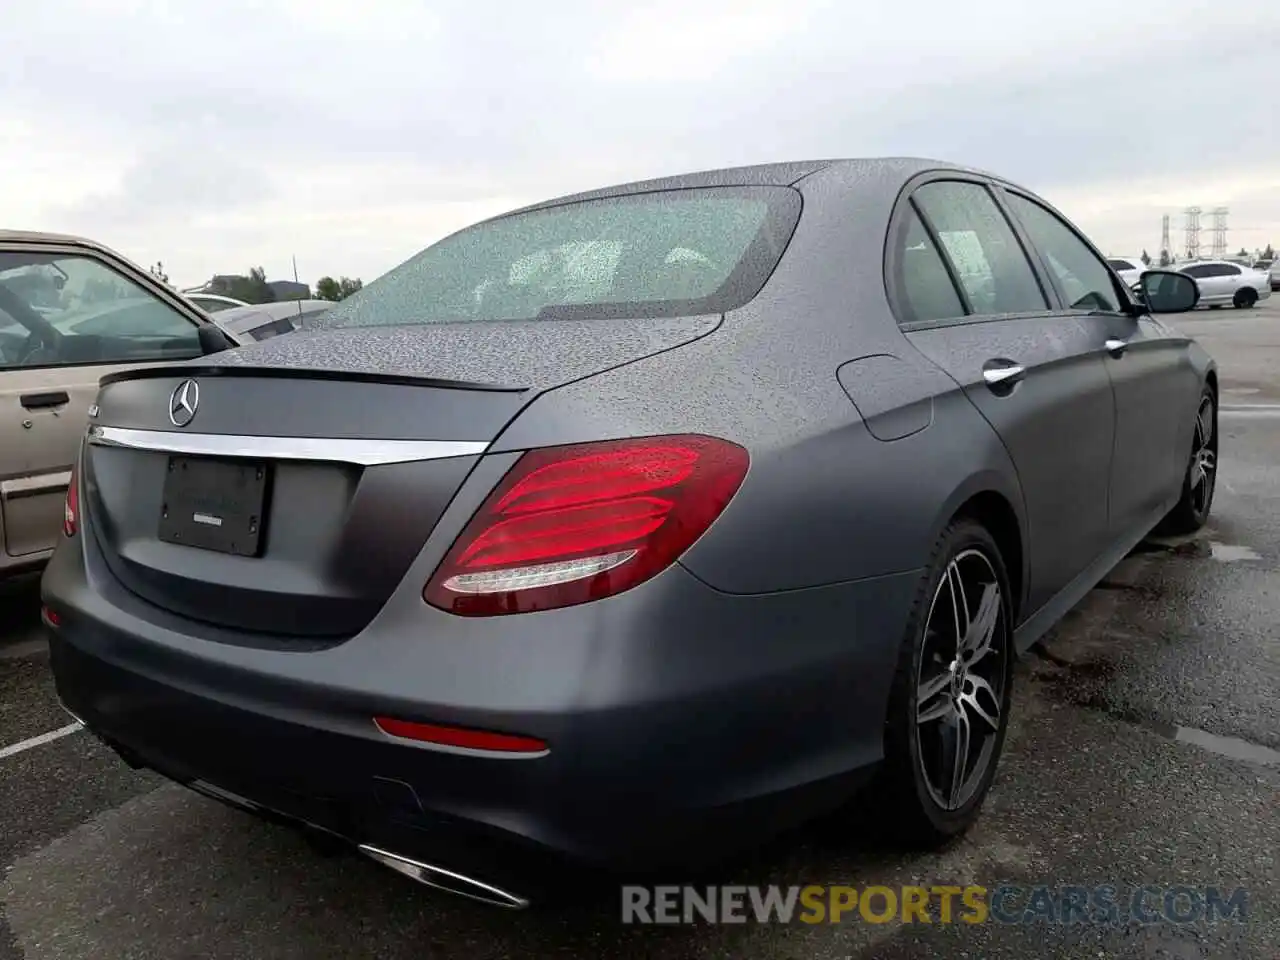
<box><xmin>42</xmin><ymin>606</ymin><xmax>61</xmax><ymax>627</ymax></box>
<box><xmin>373</xmin><ymin>717</ymin><xmax>547</xmax><ymax>754</ymax></box>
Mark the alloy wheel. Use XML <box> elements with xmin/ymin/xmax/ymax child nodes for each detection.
<box><xmin>915</xmin><ymin>549</ymin><xmax>1008</xmax><ymax>812</ymax></box>
<box><xmin>1189</xmin><ymin>395</ymin><xmax>1217</xmax><ymax>516</ymax></box>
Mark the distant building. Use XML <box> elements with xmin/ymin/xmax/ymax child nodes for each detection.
<box><xmin>267</xmin><ymin>280</ymin><xmax>311</xmax><ymax>300</ymax></box>
<box><xmin>182</xmin><ymin>276</ymin><xmax>313</xmax><ymax>302</ymax></box>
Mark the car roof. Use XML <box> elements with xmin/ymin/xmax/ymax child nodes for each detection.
<box><xmin>496</xmin><ymin>157</ymin><xmax>1002</xmax><ymax>219</ymax></box>
<box><xmin>189</xmin><ymin>293</ymin><xmax>247</xmax><ymax>303</ymax></box>
<box><xmin>0</xmin><ymin>229</ymin><xmax>108</xmax><ymax>249</ymax></box>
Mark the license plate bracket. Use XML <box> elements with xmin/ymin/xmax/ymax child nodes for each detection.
<box><xmin>157</xmin><ymin>456</ymin><xmax>270</xmax><ymax>556</ymax></box>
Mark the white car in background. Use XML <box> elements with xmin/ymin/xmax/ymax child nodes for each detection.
<box><xmin>1106</xmin><ymin>256</ymin><xmax>1148</xmax><ymax>287</ymax></box>
<box><xmin>1177</xmin><ymin>260</ymin><xmax>1272</xmax><ymax>309</ymax></box>
<box><xmin>186</xmin><ymin>292</ymin><xmax>250</xmax><ymax>313</ymax></box>
<box><xmin>211</xmin><ymin>298</ymin><xmax>334</xmax><ymax>341</ymax></box>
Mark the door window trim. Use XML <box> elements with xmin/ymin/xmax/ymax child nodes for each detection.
<box><xmin>0</xmin><ymin>241</ymin><xmax>214</xmax><ymax>373</ymax></box>
<box><xmin>883</xmin><ymin>171</ymin><xmax>1057</xmax><ymax>331</ymax></box>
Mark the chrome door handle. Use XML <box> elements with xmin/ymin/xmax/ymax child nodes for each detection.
<box><xmin>1104</xmin><ymin>338</ymin><xmax>1128</xmax><ymax>357</ymax></box>
<box><xmin>982</xmin><ymin>364</ymin><xmax>1025</xmax><ymax>386</ymax></box>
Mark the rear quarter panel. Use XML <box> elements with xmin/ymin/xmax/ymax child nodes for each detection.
<box><xmin>488</xmin><ymin>162</ymin><xmax>1027</xmax><ymax>600</ymax></box>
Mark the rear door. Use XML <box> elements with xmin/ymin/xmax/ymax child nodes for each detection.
<box><xmin>998</xmin><ymin>188</ymin><xmax>1197</xmax><ymax>537</ymax></box>
<box><xmin>1218</xmin><ymin>263</ymin><xmax>1245</xmax><ymax>299</ymax></box>
<box><xmin>0</xmin><ymin>243</ymin><xmax>204</xmax><ymax>560</ymax></box>
<box><xmin>891</xmin><ymin>176</ymin><xmax>1117</xmax><ymax>616</ymax></box>
<box><xmin>1184</xmin><ymin>263</ymin><xmax>1225</xmax><ymax>303</ymax></box>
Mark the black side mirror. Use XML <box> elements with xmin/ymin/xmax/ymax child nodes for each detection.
<box><xmin>1137</xmin><ymin>270</ymin><xmax>1199</xmax><ymax>314</ymax></box>
<box><xmin>197</xmin><ymin>322</ymin><xmax>237</xmax><ymax>355</ymax></box>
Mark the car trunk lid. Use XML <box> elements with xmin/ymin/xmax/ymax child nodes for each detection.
<box><xmin>82</xmin><ymin>316</ymin><xmax>717</xmax><ymax>639</ymax></box>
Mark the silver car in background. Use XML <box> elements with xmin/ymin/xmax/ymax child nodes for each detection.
<box><xmin>1177</xmin><ymin>259</ymin><xmax>1272</xmax><ymax>309</ymax></box>
<box><xmin>211</xmin><ymin>299</ymin><xmax>334</xmax><ymax>341</ymax></box>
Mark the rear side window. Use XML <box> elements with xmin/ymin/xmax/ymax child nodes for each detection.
<box><xmin>912</xmin><ymin>181</ymin><xmax>1047</xmax><ymax>315</ymax></box>
<box><xmin>312</xmin><ymin>186</ymin><xmax>802</xmax><ymax>329</ymax></box>
<box><xmin>1004</xmin><ymin>193</ymin><xmax>1121</xmax><ymax>313</ymax></box>
<box><xmin>897</xmin><ymin>208</ymin><xmax>966</xmax><ymax>323</ymax></box>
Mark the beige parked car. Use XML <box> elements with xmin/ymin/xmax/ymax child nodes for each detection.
<box><xmin>0</xmin><ymin>230</ymin><xmax>236</xmax><ymax>582</ymax></box>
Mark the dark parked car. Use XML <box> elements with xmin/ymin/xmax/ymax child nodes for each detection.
<box><xmin>43</xmin><ymin>158</ymin><xmax>1214</xmax><ymax>909</ymax></box>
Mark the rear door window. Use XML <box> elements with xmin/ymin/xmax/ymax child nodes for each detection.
<box><xmin>911</xmin><ymin>181</ymin><xmax>1048</xmax><ymax>315</ymax></box>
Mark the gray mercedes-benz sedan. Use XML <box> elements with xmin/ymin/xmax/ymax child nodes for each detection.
<box><xmin>42</xmin><ymin>158</ymin><xmax>1216</xmax><ymax>908</ymax></box>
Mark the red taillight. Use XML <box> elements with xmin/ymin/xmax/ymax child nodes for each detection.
<box><xmin>424</xmin><ymin>435</ymin><xmax>749</xmax><ymax>616</ymax></box>
<box><xmin>63</xmin><ymin>466</ymin><xmax>78</xmax><ymax>537</ymax></box>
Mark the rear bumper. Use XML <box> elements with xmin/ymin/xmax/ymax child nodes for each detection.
<box><xmin>42</xmin><ymin>526</ymin><xmax>917</xmax><ymax>893</ymax></box>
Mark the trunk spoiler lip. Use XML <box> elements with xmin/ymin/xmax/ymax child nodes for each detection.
<box><xmin>97</xmin><ymin>363</ymin><xmax>528</xmax><ymax>393</ymax></box>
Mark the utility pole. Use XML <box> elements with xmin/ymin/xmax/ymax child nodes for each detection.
<box><xmin>1160</xmin><ymin>215</ymin><xmax>1172</xmax><ymax>264</ymax></box>
<box><xmin>1184</xmin><ymin>207</ymin><xmax>1202</xmax><ymax>260</ymax></box>
<box><xmin>1208</xmin><ymin>207</ymin><xmax>1229</xmax><ymax>259</ymax></box>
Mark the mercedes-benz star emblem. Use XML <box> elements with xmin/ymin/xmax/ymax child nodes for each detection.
<box><xmin>168</xmin><ymin>379</ymin><xmax>200</xmax><ymax>428</ymax></box>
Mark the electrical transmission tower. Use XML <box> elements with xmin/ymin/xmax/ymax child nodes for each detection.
<box><xmin>1160</xmin><ymin>215</ymin><xmax>1171</xmax><ymax>263</ymax></box>
<box><xmin>1208</xmin><ymin>207</ymin><xmax>1229</xmax><ymax>258</ymax></box>
<box><xmin>1184</xmin><ymin>207</ymin><xmax>1202</xmax><ymax>260</ymax></box>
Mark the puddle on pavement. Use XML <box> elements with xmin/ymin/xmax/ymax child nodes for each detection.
<box><xmin>1034</xmin><ymin>653</ymin><xmax>1280</xmax><ymax>768</ymax></box>
<box><xmin>1168</xmin><ymin>725</ymin><xmax>1280</xmax><ymax>766</ymax></box>
<box><xmin>1129</xmin><ymin>537</ymin><xmax>1264</xmax><ymax>563</ymax></box>
<box><xmin>1208</xmin><ymin>542</ymin><xmax>1263</xmax><ymax>562</ymax></box>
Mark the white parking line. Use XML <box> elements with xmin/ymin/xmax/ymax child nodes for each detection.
<box><xmin>1220</xmin><ymin>405</ymin><xmax>1280</xmax><ymax>417</ymax></box>
<box><xmin>0</xmin><ymin>722</ymin><xmax>84</xmax><ymax>761</ymax></box>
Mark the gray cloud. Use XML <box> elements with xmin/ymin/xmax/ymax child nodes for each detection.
<box><xmin>4</xmin><ymin>0</ymin><xmax>1279</xmax><ymax>274</ymax></box>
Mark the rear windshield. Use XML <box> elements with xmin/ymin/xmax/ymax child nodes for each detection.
<box><xmin>310</xmin><ymin>186</ymin><xmax>802</xmax><ymax>329</ymax></box>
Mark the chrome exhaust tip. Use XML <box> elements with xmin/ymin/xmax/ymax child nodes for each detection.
<box><xmin>357</xmin><ymin>844</ymin><xmax>529</xmax><ymax>909</ymax></box>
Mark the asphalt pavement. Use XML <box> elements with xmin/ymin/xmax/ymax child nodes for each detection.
<box><xmin>2</xmin><ymin>300</ymin><xmax>1279</xmax><ymax>959</ymax></box>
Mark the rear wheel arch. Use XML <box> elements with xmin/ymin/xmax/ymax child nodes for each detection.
<box><xmin>949</xmin><ymin>491</ymin><xmax>1024</xmax><ymax>625</ymax></box>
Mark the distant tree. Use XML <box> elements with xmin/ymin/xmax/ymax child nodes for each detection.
<box><xmin>1264</xmin><ymin>243</ymin><xmax>1275</xmax><ymax>260</ymax></box>
<box><xmin>1238</xmin><ymin>247</ymin><xmax>1250</xmax><ymax>258</ymax></box>
<box><xmin>315</xmin><ymin>276</ymin><xmax>340</xmax><ymax>301</ymax></box>
<box><xmin>316</xmin><ymin>275</ymin><xmax>364</xmax><ymax>301</ymax></box>
<box><xmin>247</xmin><ymin>266</ymin><xmax>275</xmax><ymax>303</ymax></box>
<box><xmin>1159</xmin><ymin>250</ymin><xmax>1171</xmax><ymax>267</ymax></box>
<box><xmin>149</xmin><ymin>261</ymin><xmax>170</xmax><ymax>285</ymax></box>
<box><xmin>1140</xmin><ymin>250</ymin><xmax>1151</xmax><ymax>266</ymax></box>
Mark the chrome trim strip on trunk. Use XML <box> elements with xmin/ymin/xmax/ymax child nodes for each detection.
<box><xmin>0</xmin><ymin>470</ymin><xmax>72</xmax><ymax>501</ymax></box>
<box><xmin>86</xmin><ymin>426</ymin><xmax>488</xmax><ymax>465</ymax></box>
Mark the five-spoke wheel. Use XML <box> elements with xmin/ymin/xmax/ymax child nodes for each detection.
<box><xmin>877</xmin><ymin>518</ymin><xmax>1014</xmax><ymax>845</ymax></box>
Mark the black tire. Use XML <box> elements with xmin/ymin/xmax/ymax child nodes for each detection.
<box><xmin>872</xmin><ymin>517</ymin><xmax>1014</xmax><ymax>848</ymax></box>
<box><xmin>1159</xmin><ymin>385</ymin><xmax>1218</xmax><ymax>535</ymax></box>
<box><xmin>1233</xmin><ymin>287</ymin><xmax>1258</xmax><ymax>309</ymax></box>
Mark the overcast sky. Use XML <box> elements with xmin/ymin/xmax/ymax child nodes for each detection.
<box><xmin>3</xmin><ymin>0</ymin><xmax>1279</xmax><ymax>289</ymax></box>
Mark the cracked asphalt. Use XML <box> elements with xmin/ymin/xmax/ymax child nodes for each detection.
<box><xmin>2</xmin><ymin>302</ymin><xmax>1278</xmax><ymax>959</ymax></box>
